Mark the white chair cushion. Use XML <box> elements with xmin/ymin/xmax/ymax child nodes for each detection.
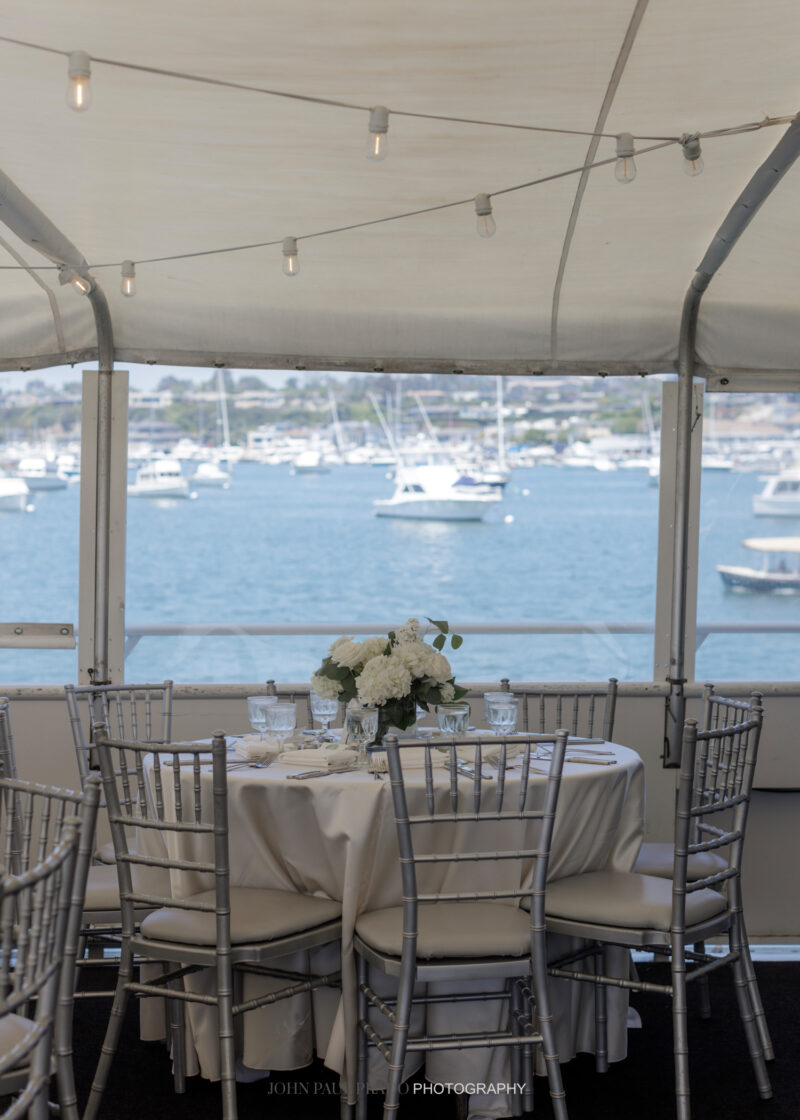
<box><xmin>84</xmin><ymin>863</ymin><xmax>121</xmax><ymax>911</ymax></box>
<box><xmin>356</xmin><ymin>902</ymin><xmax>531</xmax><ymax>959</ymax></box>
<box><xmin>545</xmin><ymin>870</ymin><xmax>727</xmax><ymax>932</ymax></box>
<box><xmin>94</xmin><ymin>840</ymin><xmax>116</xmax><ymax>864</ymax></box>
<box><xmin>140</xmin><ymin>886</ymin><xmax>341</xmax><ymax>946</ymax></box>
<box><xmin>633</xmin><ymin>841</ymin><xmax>728</xmax><ymax>881</ymax></box>
<box><xmin>0</xmin><ymin>1012</ymin><xmax>36</xmax><ymax>1064</ymax></box>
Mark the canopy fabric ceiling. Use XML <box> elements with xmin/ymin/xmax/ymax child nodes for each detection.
<box><xmin>0</xmin><ymin>0</ymin><xmax>799</xmax><ymax>379</ymax></box>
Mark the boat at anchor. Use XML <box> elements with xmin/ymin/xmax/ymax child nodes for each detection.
<box><xmin>717</xmin><ymin>537</ymin><xmax>800</xmax><ymax>592</ymax></box>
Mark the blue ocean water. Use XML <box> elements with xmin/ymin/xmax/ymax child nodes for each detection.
<box><xmin>1</xmin><ymin>464</ymin><xmax>797</xmax><ymax>685</ymax></box>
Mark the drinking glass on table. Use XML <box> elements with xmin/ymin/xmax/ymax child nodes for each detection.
<box><xmin>263</xmin><ymin>701</ymin><xmax>297</xmax><ymax>746</ymax></box>
<box><xmin>309</xmin><ymin>692</ymin><xmax>339</xmax><ymax>744</ymax></box>
<box><xmin>485</xmin><ymin>693</ymin><xmax>519</xmax><ymax>736</ymax></box>
<box><xmin>247</xmin><ymin>695</ymin><xmax>277</xmax><ymax>741</ymax></box>
<box><xmin>344</xmin><ymin>704</ymin><xmax>379</xmax><ymax>769</ymax></box>
<box><xmin>436</xmin><ymin>701</ymin><xmax>470</xmax><ymax>735</ymax></box>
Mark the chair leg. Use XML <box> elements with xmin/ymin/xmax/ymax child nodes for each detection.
<box><xmin>508</xmin><ymin>981</ymin><xmax>524</xmax><ymax>1118</ymax></box>
<box><xmin>693</xmin><ymin>940</ymin><xmax>711</xmax><ymax>1019</ymax></box>
<box><xmin>740</xmin><ymin>934</ymin><xmax>774</xmax><ymax>1060</ymax></box>
<box><xmin>82</xmin><ymin>940</ymin><xmax>135</xmax><ymax>1120</ymax></box>
<box><xmin>593</xmin><ymin>949</ymin><xmax>608</xmax><ymax>1074</ymax></box>
<box><xmin>356</xmin><ymin>952</ymin><xmax>369</xmax><ymax>1120</ymax></box>
<box><xmin>670</xmin><ymin>937</ymin><xmax>691</xmax><ymax>1120</ymax></box>
<box><xmin>166</xmin><ymin>977</ymin><xmax>186</xmax><ymax>1095</ymax></box>
<box><xmin>383</xmin><ymin>951</ymin><xmax>415</xmax><ymax>1118</ymax></box>
<box><xmin>217</xmin><ymin>958</ymin><xmax>238</xmax><ymax>1120</ymax></box>
<box><xmin>728</xmin><ymin>925</ymin><xmax>772</xmax><ymax>1100</ymax></box>
<box><xmin>531</xmin><ymin>937</ymin><xmax>567</xmax><ymax>1120</ymax></box>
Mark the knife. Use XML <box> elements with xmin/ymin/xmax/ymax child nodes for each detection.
<box><xmin>287</xmin><ymin>766</ymin><xmax>361</xmax><ymax>779</ymax></box>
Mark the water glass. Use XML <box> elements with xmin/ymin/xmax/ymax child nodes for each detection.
<box><xmin>310</xmin><ymin>692</ymin><xmax>339</xmax><ymax>743</ymax></box>
<box><xmin>263</xmin><ymin>701</ymin><xmax>296</xmax><ymax>745</ymax></box>
<box><xmin>247</xmin><ymin>695</ymin><xmax>277</xmax><ymax>741</ymax></box>
<box><xmin>344</xmin><ymin>704</ymin><xmax>379</xmax><ymax>768</ymax></box>
<box><xmin>485</xmin><ymin>694</ymin><xmax>519</xmax><ymax>736</ymax></box>
<box><xmin>436</xmin><ymin>701</ymin><xmax>470</xmax><ymax>735</ymax></box>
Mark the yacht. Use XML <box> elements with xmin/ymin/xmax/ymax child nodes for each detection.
<box><xmin>717</xmin><ymin>537</ymin><xmax>800</xmax><ymax>592</ymax></box>
<box><xmin>15</xmin><ymin>455</ymin><xmax>68</xmax><ymax>490</ymax></box>
<box><xmin>0</xmin><ymin>474</ymin><xmax>31</xmax><ymax>511</ymax></box>
<box><xmin>290</xmin><ymin>448</ymin><xmax>331</xmax><ymax>474</ymax></box>
<box><xmin>189</xmin><ymin>459</ymin><xmax>232</xmax><ymax>489</ymax></box>
<box><xmin>128</xmin><ymin>457</ymin><xmax>191</xmax><ymax>499</ymax></box>
<box><xmin>752</xmin><ymin>468</ymin><xmax>800</xmax><ymax>516</ymax></box>
<box><xmin>374</xmin><ymin>463</ymin><xmax>500</xmax><ymax>521</ymax></box>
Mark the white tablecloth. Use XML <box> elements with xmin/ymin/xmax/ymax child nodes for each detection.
<box><xmin>140</xmin><ymin>741</ymin><xmax>644</xmax><ymax>1099</ymax></box>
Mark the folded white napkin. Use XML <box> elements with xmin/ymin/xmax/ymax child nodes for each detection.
<box><xmin>278</xmin><ymin>747</ymin><xmax>359</xmax><ymax>769</ymax></box>
<box><xmin>235</xmin><ymin>735</ymin><xmax>282</xmax><ymax>762</ymax></box>
<box><xmin>369</xmin><ymin>746</ymin><xmax>443</xmax><ymax>773</ymax></box>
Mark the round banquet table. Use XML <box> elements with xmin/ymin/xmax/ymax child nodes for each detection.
<box><xmin>138</xmin><ymin>739</ymin><xmax>645</xmax><ymax>1106</ymax></box>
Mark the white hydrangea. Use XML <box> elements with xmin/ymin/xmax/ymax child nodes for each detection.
<box><xmin>360</xmin><ymin>635</ymin><xmax>390</xmax><ymax>662</ymax></box>
<box><xmin>329</xmin><ymin>638</ymin><xmax>365</xmax><ymax>669</ymax></box>
<box><xmin>426</xmin><ymin>649</ymin><xmax>454</xmax><ymax>684</ymax></box>
<box><xmin>394</xmin><ymin>641</ymin><xmax>434</xmax><ymax>679</ymax></box>
<box><xmin>439</xmin><ymin>681</ymin><xmax>456</xmax><ymax>703</ymax></box>
<box><xmin>394</xmin><ymin>617</ymin><xmax>422</xmax><ymax>644</ymax></box>
<box><xmin>356</xmin><ymin>652</ymin><xmax>413</xmax><ymax>706</ymax></box>
<box><xmin>310</xmin><ymin>672</ymin><xmax>342</xmax><ymax>700</ymax></box>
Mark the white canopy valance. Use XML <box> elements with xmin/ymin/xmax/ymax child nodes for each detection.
<box><xmin>1</xmin><ymin>0</ymin><xmax>799</xmax><ymax>379</ymax></box>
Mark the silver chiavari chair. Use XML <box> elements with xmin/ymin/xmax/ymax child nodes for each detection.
<box><xmin>84</xmin><ymin>729</ymin><xmax>342</xmax><ymax>1120</ymax></box>
<box><xmin>545</xmin><ymin>713</ymin><xmax>771</xmax><ymax>1120</ymax></box>
<box><xmin>354</xmin><ymin>731</ymin><xmax>569</xmax><ymax>1120</ymax></box>
<box><xmin>498</xmin><ymin>677</ymin><xmax>618</xmax><ymax>741</ymax></box>
<box><xmin>0</xmin><ymin>774</ymin><xmax>100</xmax><ymax>1120</ymax></box>
<box><xmin>633</xmin><ymin>685</ymin><xmax>772</xmax><ymax>1058</ymax></box>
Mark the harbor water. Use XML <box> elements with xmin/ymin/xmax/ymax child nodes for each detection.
<box><xmin>1</xmin><ymin>463</ymin><xmax>797</xmax><ymax>685</ymax></box>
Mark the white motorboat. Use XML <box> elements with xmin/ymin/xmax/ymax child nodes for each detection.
<box><xmin>15</xmin><ymin>455</ymin><xmax>68</xmax><ymax>490</ymax></box>
<box><xmin>374</xmin><ymin>463</ymin><xmax>500</xmax><ymax>521</ymax></box>
<box><xmin>0</xmin><ymin>475</ymin><xmax>31</xmax><ymax>511</ymax></box>
<box><xmin>190</xmin><ymin>460</ymin><xmax>232</xmax><ymax>488</ymax></box>
<box><xmin>290</xmin><ymin>449</ymin><xmax>330</xmax><ymax>474</ymax></box>
<box><xmin>752</xmin><ymin>469</ymin><xmax>800</xmax><ymax>516</ymax></box>
<box><xmin>128</xmin><ymin>457</ymin><xmax>191</xmax><ymax>499</ymax></box>
<box><xmin>717</xmin><ymin>537</ymin><xmax>800</xmax><ymax>592</ymax></box>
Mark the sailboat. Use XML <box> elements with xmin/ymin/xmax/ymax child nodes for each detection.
<box><xmin>190</xmin><ymin>370</ymin><xmax>234</xmax><ymax>488</ymax></box>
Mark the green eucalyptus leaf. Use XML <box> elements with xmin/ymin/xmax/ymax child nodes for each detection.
<box><xmin>450</xmin><ymin>634</ymin><xmax>463</xmax><ymax>650</ymax></box>
<box><xmin>432</xmin><ymin>633</ymin><xmax>446</xmax><ymax>650</ymax></box>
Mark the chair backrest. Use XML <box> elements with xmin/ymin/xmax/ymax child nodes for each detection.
<box><xmin>498</xmin><ymin>678</ymin><xmax>618</xmax><ymax>740</ymax></box>
<box><xmin>64</xmin><ymin>681</ymin><xmax>174</xmax><ymax>786</ymax></box>
<box><xmin>701</xmin><ymin>683</ymin><xmax>763</xmax><ymax>733</ymax></box>
<box><xmin>0</xmin><ymin>774</ymin><xmax>99</xmax><ymax>1118</ymax></box>
<box><xmin>0</xmin><ymin>700</ymin><xmax>17</xmax><ymax>781</ymax></box>
<box><xmin>92</xmin><ymin>729</ymin><xmax>229</xmax><ymax>945</ymax></box>
<box><xmin>381</xmin><ymin>731</ymin><xmax>568</xmax><ymax>954</ymax></box>
<box><xmin>672</xmin><ymin>708</ymin><xmax>763</xmax><ymax>929</ymax></box>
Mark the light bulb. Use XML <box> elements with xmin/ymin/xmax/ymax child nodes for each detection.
<box><xmin>121</xmin><ymin>260</ymin><xmax>136</xmax><ymax>297</ymax></box>
<box><xmin>367</xmin><ymin>106</ymin><xmax>389</xmax><ymax>162</ymax></box>
<box><xmin>474</xmin><ymin>193</ymin><xmax>496</xmax><ymax>238</ymax></box>
<box><xmin>66</xmin><ymin>51</ymin><xmax>92</xmax><ymax>112</ymax></box>
<box><xmin>282</xmin><ymin>237</ymin><xmax>299</xmax><ymax>277</ymax></box>
<box><xmin>58</xmin><ymin>265</ymin><xmax>93</xmax><ymax>295</ymax></box>
<box><xmin>614</xmin><ymin>132</ymin><xmax>637</xmax><ymax>184</ymax></box>
<box><xmin>680</xmin><ymin>133</ymin><xmax>704</xmax><ymax>177</ymax></box>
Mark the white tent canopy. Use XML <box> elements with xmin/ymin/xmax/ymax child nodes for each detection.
<box><xmin>1</xmin><ymin>0</ymin><xmax>799</xmax><ymax>380</ymax></box>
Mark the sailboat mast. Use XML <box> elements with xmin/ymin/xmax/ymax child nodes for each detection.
<box><xmin>216</xmin><ymin>368</ymin><xmax>232</xmax><ymax>452</ymax></box>
<box><xmin>497</xmin><ymin>376</ymin><xmax>507</xmax><ymax>472</ymax></box>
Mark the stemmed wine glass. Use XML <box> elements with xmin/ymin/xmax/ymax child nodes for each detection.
<box><xmin>247</xmin><ymin>695</ymin><xmax>277</xmax><ymax>742</ymax></box>
<box><xmin>309</xmin><ymin>693</ymin><xmax>339</xmax><ymax>745</ymax></box>
<box><xmin>344</xmin><ymin>704</ymin><xmax>379</xmax><ymax>769</ymax></box>
<box><xmin>263</xmin><ymin>702</ymin><xmax>297</xmax><ymax>746</ymax></box>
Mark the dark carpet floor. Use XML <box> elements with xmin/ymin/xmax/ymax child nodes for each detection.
<box><xmin>63</xmin><ymin>961</ymin><xmax>798</xmax><ymax>1119</ymax></box>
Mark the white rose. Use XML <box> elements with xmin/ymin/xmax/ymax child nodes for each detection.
<box><xmin>330</xmin><ymin>638</ymin><xmax>365</xmax><ymax>669</ymax></box>
<box><xmin>360</xmin><ymin>635</ymin><xmax>390</xmax><ymax>661</ymax></box>
<box><xmin>426</xmin><ymin>649</ymin><xmax>454</xmax><ymax>684</ymax></box>
<box><xmin>310</xmin><ymin>673</ymin><xmax>342</xmax><ymax>700</ymax></box>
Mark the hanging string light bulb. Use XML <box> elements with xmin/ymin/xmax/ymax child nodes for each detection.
<box><xmin>58</xmin><ymin>265</ymin><xmax>93</xmax><ymax>295</ymax></box>
<box><xmin>614</xmin><ymin>133</ymin><xmax>637</xmax><ymax>183</ymax></box>
<box><xmin>474</xmin><ymin>194</ymin><xmax>496</xmax><ymax>238</ymax></box>
<box><xmin>282</xmin><ymin>237</ymin><xmax>299</xmax><ymax>277</ymax></box>
<box><xmin>367</xmin><ymin>106</ymin><xmax>389</xmax><ymax>161</ymax></box>
<box><xmin>121</xmin><ymin>260</ymin><xmax>136</xmax><ymax>297</ymax></box>
<box><xmin>680</xmin><ymin>133</ymin><xmax>704</xmax><ymax>177</ymax></box>
<box><xmin>66</xmin><ymin>51</ymin><xmax>92</xmax><ymax>112</ymax></box>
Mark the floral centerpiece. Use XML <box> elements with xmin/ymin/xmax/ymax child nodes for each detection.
<box><xmin>311</xmin><ymin>617</ymin><xmax>466</xmax><ymax>737</ymax></box>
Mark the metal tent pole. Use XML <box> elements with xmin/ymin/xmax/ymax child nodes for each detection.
<box><xmin>0</xmin><ymin>166</ymin><xmax>116</xmax><ymax>684</ymax></box>
<box><xmin>664</xmin><ymin>113</ymin><xmax>800</xmax><ymax>766</ymax></box>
